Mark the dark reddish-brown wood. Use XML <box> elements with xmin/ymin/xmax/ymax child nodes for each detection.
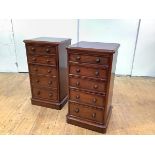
<box><xmin>66</xmin><ymin>41</ymin><xmax>120</xmax><ymax>133</ymax></box>
<box><xmin>24</xmin><ymin>37</ymin><xmax>71</xmax><ymax>110</ymax></box>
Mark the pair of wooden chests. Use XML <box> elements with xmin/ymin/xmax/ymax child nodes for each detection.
<box><xmin>24</xmin><ymin>37</ymin><xmax>120</xmax><ymax>133</ymax></box>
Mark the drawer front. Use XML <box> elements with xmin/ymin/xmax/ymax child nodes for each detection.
<box><xmin>69</xmin><ymin>102</ymin><xmax>104</xmax><ymax>123</ymax></box>
<box><xmin>69</xmin><ymin>65</ymin><xmax>108</xmax><ymax>79</ymax></box>
<box><xmin>69</xmin><ymin>89</ymin><xmax>105</xmax><ymax>107</ymax></box>
<box><xmin>30</xmin><ymin>75</ymin><xmax>57</xmax><ymax>88</ymax></box>
<box><xmin>32</xmin><ymin>87</ymin><xmax>57</xmax><ymax>101</ymax></box>
<box><xmin>69</xmin><ymin>77</ymin><xmax>106</xmax><ymax>92</ymax></box>
<box><xmin>28</xmin><ymin>54</ymin><xmax>56</xmax><ymax>65</ymax></box>
<box><xmin>27</xmin><ymin>45</ymin><xmax>56</xmax><ymax>55</ymax></box>
<box><xmin>69</xmin><ymin>53</ymin><xmax>110</xmax><ymax>65</ymax></box>
<box><xmin>29</xmin><ymin>64</ymin><xmax>57</xmax><ymax>76</ymax></box>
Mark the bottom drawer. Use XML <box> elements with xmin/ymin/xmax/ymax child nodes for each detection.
<box><xmin>69</xmin><ymin>102</ymin><xmax>104</xmax><ymax>123</ymax></box>
<box><xmin>32</xmin><ymin>87</ymin><xmax>58</xmax><ymax>101</ymax></box>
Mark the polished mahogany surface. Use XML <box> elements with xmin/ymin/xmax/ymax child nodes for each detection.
<box><xmin>24</xmin><ymin>37</ymin><xmax>71</xmax><ymax>110</ymax></box>
<box><xmin>66</xmin><ymin>41</ymin><xmax>120</xmax><ymax>133</ymax></box>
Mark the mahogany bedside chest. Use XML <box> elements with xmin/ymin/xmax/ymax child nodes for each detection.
<box><xmin>66</xmin><ymin>41</ymin><xmax>120</xmax><ymax>133</ymax></box>
<box><xmin>24</xmin><ymin>37</ymin><xmax>71</xmax><ymax>110</ymax></box>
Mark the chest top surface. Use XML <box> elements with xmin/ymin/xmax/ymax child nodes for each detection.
<box><xmin>67</xmin><ymin>41</ymin><xmax>120</xmax><ymax>53</ymax></box>
<box><xmin>23</xmin><ymin>37</ymin><xmax>71</xmax><ymax>45</ymax></box>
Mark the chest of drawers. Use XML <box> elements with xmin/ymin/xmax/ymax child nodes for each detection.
<box><xmin>66</xmin><ymin>41</ymin><xmax>120</xmax><ymax>133</ymax></box>
<box><xmin>24</xmin><ymin>37</ymin><xmax>71</xmax><ymax>110</ymax></box>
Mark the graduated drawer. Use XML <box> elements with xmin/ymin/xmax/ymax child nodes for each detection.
<box><xmin>69</xmin><ymin>102</ymin><xmax>104</xmax><ymax>123</ymax></box>
<box><xmin>29</xmin><ymin>64</ymin><xmax>57</xmax><ymax>76</ymax></box>
<box><xmin>69</xmin><ymin>64</ymin><xmax>108</xmax><ymax>79</ymax></box>
<box><xmin>69</xmin><ymin>89</ymin><xmax>106</xmax><ymax>107</ymax></box>
<box><xmin>30</xmin><ymin>75</ymin><xmax>57</xmax><ymax>88</ymax></box>
<box><xmin>27</xmin><ymin>54</ymin><xmax>56</xmax><ymax>65</ymax></box>
<box><xmin>27</xmin><ymin>45</ymin><xmax>56</xmax><ymax>55</ymax></box>
<box><xmin>32</xmin><ymin>87</ymin><xmax>57</xmax><ymax>101</ymax></box>
<box><xmin>69</xmin><ymin>53</ymin><xmax>110</xmax><ymax>65</ymax></box>
<box><xmin>69</xmin><ymin>76</ymin><xmax>106</xmax><ymax>93</ymax></box>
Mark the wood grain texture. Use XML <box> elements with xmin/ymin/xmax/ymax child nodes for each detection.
<box><xmin>0</xmin><ymin>73</ymin><xmax>155</xmax><ymax>135</ymax></box>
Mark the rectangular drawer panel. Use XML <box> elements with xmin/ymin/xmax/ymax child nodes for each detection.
<box><xmin>27</xmin><ymin>54</ymin><xmax>56</xmax><ymax>65</ymax></box>
<box><xmin>29</xmin><ymin>64</ymin><xmax>57</xmax><ymax>76</ymax></box>
<box><xmin>69</xmin><ymin>77</ymin><xmax>106</xmax><ymax>92</ymax></box>
<box><xmin>69</xmin><ymin>65</ymin><xmax>108</xmax><ymax>79</ymax></box>
<box><xmin>69</xmin><ymin>102</ymin><xmax>104</xmax><ymax>123</ymax></box>
<box><xmin>27</xmin><ymin>45</ymin><xmax>56</xmax><ymax>55</ymax></box>
<box><xmin>69</xmin><ymin>53</ymin><xmax>110</xmax><ymax>65</ymax></box>
<box><xmin>32</xmin><ymin>87</ymin><xmax>57</xmax><ymax>101</ymax></box>
<box><xmin>30</xmin><ymin>75</ymin><xmax>57</xmax><ymax>88</ymax></box>
<box><xmin>69</xmin><ymin>89</ymin><xmax>106</xmax><ymax>107</ymax></box>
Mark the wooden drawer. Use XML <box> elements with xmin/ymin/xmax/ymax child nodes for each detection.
<box><xmin>69</xmin><ymin>77</ymin><xmax>106</xmax><ymax>92</ymax></box>
<box><xmin>27</xmin><ymin>54</ymin><xmax>56</xmax><ymax>65</ymax></box>
<box><xmin>30</xmin><ymin>75</ymin><xmax>57</xmax><ymax>88</ymax></box>
<box><xmin>29</xmin><ymin>64</ymin><xmax>57</xmax><ymax>76</ymax></box>
<box><xmin>69</xmin><ymin>65</ymin><xmax>108</xmax><ymax>79</ymax></box>
<box><xmin>69</xmin><ymin>89</ymin><xmax>106</xmax><ymax>107</ymax></box>
<box><xmin>27</xmin><ymin>45</ymin><xmax>56</xmax><ymax>55</ymax></box>
<box><xmin>32</xmin><ymin>87</ymin><xmax>57</xmax><ymax>101</ymax></box>
<box><xmin>69</xmin><ymin>53</ymin><xmax>110</xmax><ymax>65</ymax></box>
<box><xmin>69</xmin><ymin>102</ymin><xmax>104</xmax><ymax>123</ymax></box>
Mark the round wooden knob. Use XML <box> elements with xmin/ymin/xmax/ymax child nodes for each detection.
<box><xmin>93</xmin><ymin>98</ymin><xmax>97</xmax><ymax>103</ymax></box>
<box><xmin>49</xmin><ymin>93</ymin><xmax>53</xmax><ymax>97</ymax></box>
<box><xmin>48</xmin><ymin>70</ymin><xmax>51</xmax><ymax>73</ymax></box>
<box><xmin>46</xmin><ymin>60</ymin><xmax>50</xmax><ymax>63</ymax></box>
<box><xmin>48</xmin><ymin>81</ymin><xmax>52</xmax><ymax>85</ymax></box>
<box><xmin>76</xmin><ymin>68</ymin><xmax>80</xmax><ymax>73</ymax></box>
<box><xmin>31</xmin><ymin>47</ymin><xmax>35</xmax><ymax>51</ymax></box>
<box><xmin>93</xmin><ymin>85</ymin><xmax>98</xmax><ymax>89</ymax></box>
<box><xmin>76</xmin><ymin>95</ymin><xmax>80</xmax><ymax>99</ymax></box>
<box><xmin>34</xmin><ymin>68</ymin><xmax>38</xmax><ymax>72</ymax></box>
<box><xmin>95</xmin><ymin>71</ymin><xmax>99</xmax><ymax>76</ymax></box>
<box><xmin>76</xmin><ymin>56</ymin><xmax>81</xmax><ymax>60</ymax></box>
<box><xmin>37</xmin><ymin>91</ymin><xmax>40</xmax><ymax>95</ymax></box>
<box><xmin>36</xmin><ymin>79</ymin><xmax>39</xmax><ymax>83</ymax></box>
<box><xmin>92</xmin><ymin>113</ymin><xmax>96</xmax><ymax>118</ymax></box>
<box><xmin>75</xmin><ymin>108</ymin><xmax>79</xmax><ymax>113</ymax></box>
<box><xmin>96</xmin><ymin>58</ymin><xmax>100</xmax><ymax>63</ymax></box>
<box><xmin>76</xmin><ymin>81</ymin><xmax>80</xmax><ymax>86</ymax></box>
<box><xmin>32</xmin><ymin>57</ymin><xmax>36</xmax><ymax>61</ymax></box>
<box><xmin>46</xmin><ymin>48</ymin><xmax>50</xmax><ymax>53</ymax></box>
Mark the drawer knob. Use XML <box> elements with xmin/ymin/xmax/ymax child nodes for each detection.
<box><xmin>76</xmin><ymin>95</ymin><xmax>80</xmax><ymax>99</ymax></box>
<box><xmin>75</xmin><ymin>108</ymin><xmax>79</xmax><ymax>113</ymax></box>
<box><xmin>48</xmin><ymin>70</ymin><xmax>51</xmax><ymax>73</ymax></box>
<box><xmin>76</xmin><ymin>81</ymin><xmax>80</xmax><ymax>86</ymax></box>
<box><xmin>32</xmin><ymin>57</ymin><xmax>36</xmax><ymax>61</ymax></box>
<box><xmin>93</xmin><ymin>85</ymin><xmax>98</xmax><ymax>89</ymax></box>
<box><xmin>46</xmin><ymin>60</ymin><xmax>50</xmax><ymax>63</ymax></box>
<box><xmin>49</xmin><ymin>93</ymin><xmax>53</xmax><ymax>97</ymax></box>
<box><xmin>95</xmin><ymin>71</ymin><xmax>99</xmax><ymax>76</ymax></box>
<box><xmin>76</xmin><ymin>56</ymin><xmax>81</xmax><ymax>60</ymax></box>
<box><xmin>48</xmin><ymin>81</ymin><xmax>52</xmax><ymax>85</ymax></box>
<box><xmin>76</xmin><ymin>68</ymin><xmax>80</xmax><ymax>73</ymax></box>
<box><xmin>36</xmin><ymin>79</ymin><xmax>40</xmax><ymax>83</ymax></box>
<box><xmin>34</xmin><ymin>68</ymin><xmax>38</xmax><ymax>72</ymax></box>
<box><xmin>37</xmin><ymin>91</ymin><xmax>40</xmax><ymax>95</ymax></box>
<box><xmin>93</xmin><ymin>98</ymin><xmax>97</xmax><ymax>103</ymax></box>
<box><xmin>92</xmin><ymin>113</ymin><xmax>96</xmax><ymax>118</ymax></box>
<box><xmin>46</xmin><ymin>49</ymin><xmax>50</xmax><ymax>53</ymax></box>
<box><xmin>31</xmin><ymin>47</ymin><xmax>35</xmax><ymax>51</ymax></box>
<box><xmin>96</xmin><ymin>58</ymin><xmax>100</xmax><ymax>63</ymax></box>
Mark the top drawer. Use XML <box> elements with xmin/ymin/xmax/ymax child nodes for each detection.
<box><xmin>69</xmin><ymin>53</ymin><xmax>110</xmax><ymax>65</ymax></box>
<box><xmin>26</xmin><ymin>45</ymin><xmax>56</xmax><ymax>55</ymax></box>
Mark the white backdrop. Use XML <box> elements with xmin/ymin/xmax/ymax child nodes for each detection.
<box><xmin>132</xmin><ymin>20</ymin><xmax>155</xmax><ymax>77</ymax></box>
<box><xmin>12</xmin><ymin>19</ymin><xmax>78</xmax><ymax>72</ymax></box>
<box><xmin>0</xmin><ymin>19</ymin><xmax>155</xmax><ymax>77</ymax></box>
<box><xmin>79</xmin><ymin>19</ymin><xmax>139</xmax><ymax>75</ymax></box>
